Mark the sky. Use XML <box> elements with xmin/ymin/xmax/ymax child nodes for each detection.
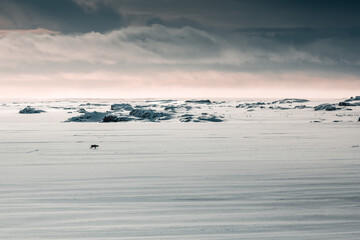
<box><xmin>0</xmin><ymin>0</ymin><xmax>360</xmax><ymax>98</ymax></box>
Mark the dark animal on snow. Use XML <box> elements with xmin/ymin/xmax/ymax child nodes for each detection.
<box><xmin>90</xmin><ymin>144</ymin><xmax>99</xmax><ymax>149</ymax></box>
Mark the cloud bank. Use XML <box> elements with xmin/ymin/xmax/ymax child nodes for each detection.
<box><xmin>0</xmin><ymin>24</ymin><xmax>359</xmax><ymax>98</ymax></box>
<box><xmin>0</xmin><ymin>0</ymin><xmax>359</xmax><ymax>98</ymax></box>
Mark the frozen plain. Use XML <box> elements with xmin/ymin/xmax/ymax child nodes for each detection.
<box><xmin>0</xmin><ymin>98</ymin><xmax>360</xmax><ymax>240</ymax></box>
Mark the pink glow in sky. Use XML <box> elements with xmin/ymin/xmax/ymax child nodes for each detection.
<box><xmin>0</xmin><ymin>25</ymin><xmax>359</xmax><ymax>99</ymax></box>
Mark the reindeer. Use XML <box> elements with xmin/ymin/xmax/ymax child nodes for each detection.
<box><xmin>90</xmin><ymin>144</ymin><xmax>99</xmax><ymax>149</ymax></box>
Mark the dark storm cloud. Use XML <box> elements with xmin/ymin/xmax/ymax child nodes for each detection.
<box><xmin>0</xmin><ymin>0</ymin><xmax>360</xmax><ymax>97</ymax></box>
<box><xmin>72</xmin><ymin>0</ymin><xmax>360</xmax><ymax>29</ymax></box>
<box><xmin>2</xmin><ymin>0</ymin><xmax>360</xmax><ymax>33</ymax></box>
<box><xmin>0</xmin><ymin>0</ymin><xmax>122</xmax><ymax>33</ymax></box>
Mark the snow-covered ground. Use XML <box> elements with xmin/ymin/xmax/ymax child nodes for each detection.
<box><xmin>0</xmin><ymin>98</ymin><xmax>359</xmax><ymax>239</ymax></box>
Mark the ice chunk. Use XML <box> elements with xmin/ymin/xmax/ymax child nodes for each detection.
<box><xmin>272</xmin><ymin>98</ymin><xmax>309</xmax><ymax>104</ymax></box>
<box><xmin>197</xmin><ymin>114</ymin><xmax>224</xmax><ymax>122</ymax></box>
<box><xmin>339</xmin><ymin>101</ymin><xmax>360</xmax><ymax>106</ymax></box>
<box><xmin>129</xmin><ymin>109</ymin><xmax>171</xmax><ymax>121</ymax></box>
<box><xmin>79</xmin><ymin>103</ymin><xmax>107</xmax><ymax>106</ymax></box>
<box><xmin>110</xmin><ymin>103</ymin><xmax>133</xmax><ymax>111</ymax></box>
<box><xmin>102</xmin><ymin>114</ymin><xmax>134</xmax><ymax>122</ymax></box>
<box><xmin>164</xmin><ymin>106</ymin><xmax>177</xmax><ymax>112</ymax></box>
<box><xmin>314</xmin><ymin>104</ymin><xmax>338</xmax><ymax>111</ymax></box>
<box><xmin>19</xmin><ymin>106</ymin><xmax>45</xmax><ymax>114</ymax></box>
<box><xmin>344</xmin><ymin>96</ymin><xmax>360</xmax><ymax>102</ymax></box>
<box><xmin>179</xmin><ymin>114</ymin><xmax>194</xmax><ymax>122</ymax></box>
<box><xmin>185</xmin><ymin>99</ymin><xmax>212</xmax><ymax>104</ymax></box>
<box><xmin>294</xmin><ymin>105</ymin><xmax>310</xmax><ymax>109</ymax></box>
<box><xmin>78</xmin><ymin>108</ymin><xmax>87</xmax><ymax>113</ymax></box>
<box><xmin>66</xmin><ymin>111</ymin><xmax>108</xmax><ymax>122</ymax></box>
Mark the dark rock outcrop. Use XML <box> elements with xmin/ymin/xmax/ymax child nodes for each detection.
<box><xmin>19</xmin><ymin>106</ymin><xmax>45</xmax><ymax>114</ymax></box>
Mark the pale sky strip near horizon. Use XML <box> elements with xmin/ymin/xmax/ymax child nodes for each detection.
<box><xmin>0</xmin><ymin>0</ymin><xmax>360</xmax><ymax>98</ymax></box>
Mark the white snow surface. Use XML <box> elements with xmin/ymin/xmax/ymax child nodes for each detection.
<box><xmin>0</xmin><ymin>98</ymin><xmax>360</xmax><ymax>239</ymax></box>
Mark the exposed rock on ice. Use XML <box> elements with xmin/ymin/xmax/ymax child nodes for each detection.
<box><xmin>110</xmin><ymin>103</ymin><xmax>133</xmax><ymax>111</ymax></box>
<box><xmin>135</xmin><ymin>104</ymin><xmax>158</xmax><ymax>108</ymax></box>
<box><xmin>78</xmin><ymin>108</ymin><xmax>87</xmax><ymax>113</ymax></box>
<box><xmin>269</xmin><ymin>106</ymin><xmax>291</xmax><ymax>110</ymax></box>
<box><xmin>339</xmin><ymin>101</ymin><xmax>360</xmax><ymax>106</ymax></box>
<box><xmin>314</xmin><ymin>104</ymin><xmax>338</xmax><ymax>111</ymax></box>
<box><xmin>184</xmin><ymin>105</ymin><xmax>192</xmax><ymax>111</ymax></box>
<box><xmin>146</xmin><ymin>99</ymin><xmax>176</xmax><ymax>103</ymax></box>
<box><xmin>344</xmin><ymin>96</ymin><xmax>360</xmax><ymax>102</ymax></box>
<box><xmin>185</xmin><ymin>99</ymin><xmax>212</xmax><ymax>104</ymax></box>
<box><xmin>66</xmin><ymin>111</ymin><xmax>108</xmax><ymax>122</ymax></box>
<box><xmin>179</xmin><ymin>114</ymin><xmax>194</xmax><ymax>122</ymax></box>
<box><xmin>79</xmin><ymin>103</ymin><xmax>107</xmax><ymax>106</ymax></box>
<box><xmin>272</xmin><ymin>98</ymin><xmax>309</xmax><ymax>104</ymax></box>
<box><xmin>19</xmin><ymin>106</ymin><xmax>45</xmax><ymax>114</ymax></box>
<box><xmin>163</xmin><ymin>104</ymin><xmax>192</xmax><ymax>112</ymax></box>
<box><xmin>102</xmin><ymin>114</ymin><xmax>134</xmax><ymax>122</ymax></box>
<box><xmin>129</xmin><ymin>109</ymin><xmax>171</xmax><ymax>121</ymax></box>
<box><xmin>164</xmin><ymin>106</ymin><xmax>177</xmax><ymax>112</ymax></box>
<box><xmin>197</xmin><ymin>114</ymin><xmax>224</xmax><ymax>122</ymax></box>
<box><xmin>294</xmin><ymin>105</ymin><xmax>310</xmax><ymax>109</ymax></box>
<box><xmin>212</xmin><ymin>101</ymin><xmax>227</xmax><ymax>104</ymax></box>
<box><xmin>235</xmin><ymin>103</ymin><xmax>248</xmax><ymax>108</ymax></box>
<box><xmin>236</xmin><ymin>102</ymin><xmax>266</xmax><ymax>109</ymax></box>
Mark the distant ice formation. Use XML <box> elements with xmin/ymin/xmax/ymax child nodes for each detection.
<box><xmin>102</xmin><ymin>114</ymin><xmax>134</xmax><ymax>122</ymax></box>
<box><xmin>185</xmin><ymin>99</ymin><xmax>212</xmax><ymax>104</ymax></box>
<box><xmin>272</xmin><ymin>98</ymin><xmax>309</xmax><ymax>104</ymax></box>
<box><xmin>54</xmin><ymin>96</ymin><xmax>360</xmax><ymax>123</ymax></box>
<box><xmin>110</xmin><ymin>103</ymin><xmax>133</xmax><ymax>111</ymax></box>
<box><xmin>129</xmin><ymin>109</ymin><xmax>171</xmax><ymax>121</ymax></box>
<box><xmin>314</xmin><ymin>104</ymin><xmax>338</xmax><ymax>111</ymax></box>
<box><xmin>66</xmin><ymin>111</ymin><xmax>108</xmax><ymax>122</ymax></box>
<box><xmin>19</xmin><ymin>106</ymin><xmax>45</xmax><ymax>114</ymax></box>
<box><xmin>197</xmin><ymin>114</ymin><xmax>224</xmax><ymax>122</ymax></box>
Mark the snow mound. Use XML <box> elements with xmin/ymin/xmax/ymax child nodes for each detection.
<box><xmin>129</xmin><ymin>109</ymin><xmax>171</xmax><ymax>121</ymax></box>
<box><xmin>185</xmin><ymin>99</ymin><xmax>212</xmax><ymax>104</ymax></box>
<box><xmin>110</xmin><ymin>103</ymin><xmax>133</xmax><ymax>111</ymax></box>
<box><xmin>19</xmin><ymin>106</ymin><xmax>45</xmax><ymax>114</ymax></box>
<box><xmin>66</xmin><ymin>111</ymin><xmax>108</xmax><ymax>122</ymax></box>
<box><xmin>314</xmin><ymin>104</ymin><xmax>338</xmax><ymax>111</ymax></box>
